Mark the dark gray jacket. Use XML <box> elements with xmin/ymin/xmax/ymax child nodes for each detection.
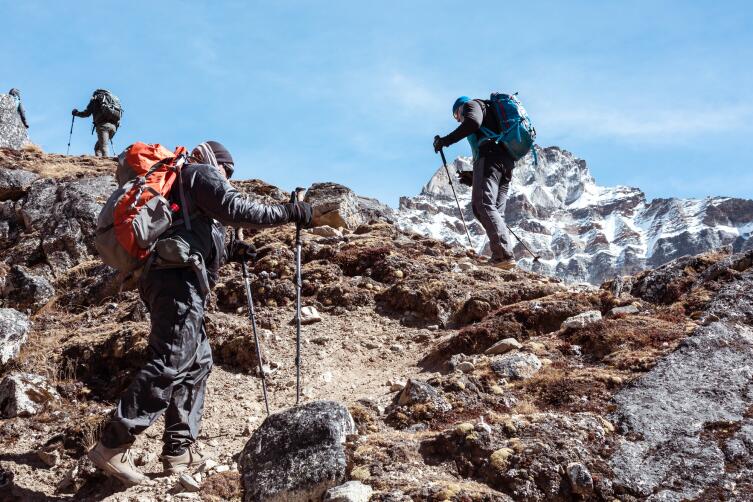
<box><xmin>168</xmin><ymin>163</ymin><xmax>293</xmax><ymax>285</ymax></box>
<box><xmin>73</xmin><ymin>97</ymin><xmax>112</xmax><ymax>128</ymax></box>
<box><xmin>14</xmin><ymin>98</ymin><xmax>28</xmax><ymax>128</ymax></box>
<box><xmin>442</xmin><ymin>99</ymin><xmax>505</xmax><ymax>156</ymax></box>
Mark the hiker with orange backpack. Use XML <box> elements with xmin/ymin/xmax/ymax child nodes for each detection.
<box><xmin>433</xmin><ymin>94</ymin><xmax>536</xmax><ymax>270</ymax></box>
<box><xmin>88</xmin><ymin>141</ymin><xmax>312</xmax><ymax>486</ymax></box>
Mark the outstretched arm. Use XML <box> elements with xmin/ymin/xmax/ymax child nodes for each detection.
<box><xmin>441</xmin><ymin>100</ymin><xmax>483</xmax><ymax>146</ymax></box>
<box><xmin>73</xmin><ymin>99</ymin><xmax>94</xmax><ymax>118</ymax></box>
<box><xmin>191</xmin><ymin>167</ymin><xmax>299</xmax><ymax>228</ymax></box>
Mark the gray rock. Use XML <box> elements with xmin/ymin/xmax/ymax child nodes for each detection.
<box><xmin>607</xmin><ymin>304</ymin><xmax>640</xmax><ymax>317</ymax></box>
<box><xmin>306</xmin><ymin>183</ymin><xmax>366</xmax><ymax>230</ymax></box>
<box><xmin>703</xmin><ymin>268</ymin><xmax>753</xmax><ymax>326</ymax></box>
<box><xmin>611</xmin><ymin>322</ymin><xmax>753</xmax><ymax>499</ymax></box>
<box><xmin>0</xmin><ymin>94</ymin><xmax>29</xmax><ymax>150</ymax></box>
<box><xmin>19</xmin><ymin>175</ymin><xmax>116</xmax><ymax>272</ymax></box>
<box><xmin>561</xmin><ymin>310</ymin><xmax>602</xmax><ymax>329</ymax></box>
<box><xmin>397</xmin><ymin>379</ymin><xmax>451</xmax><ymax>413</ymax></box>
<box><xmin>239</xmin><ymin>400</ymin><xmax>356</xmax><ymax>502</ymax></box>
<box><xmin>2</xmin><ymin>265</ymin><xmax>54</xmax><ymax>311</ymax></box>
<box><xmin>0</xmin><ymin>168</ymin><xmax>38</xmax><ymax>201</ymax></box>
<box><xmin>485</xmin><ymin>337</ymin><xmax>522</xmax><ymax>355</ymax></box>
<box><xmin>310</xmin><ymin>225</ymin><xmax>343</xmax><ymax>238</ymax></box>
<box><xmin>305</xmin><ymin>183</ymin><xmax>393</xmax><ymax>230</ymax></box>
<box><xmin>566</xmin><ymin>462</ymin><xmax>593</xmax><ymax>496</ymax></box>
<box><xmin>323</xmin><ymin>480</ymin><xmax>374</xmax><ymax>502</ymax></box>
<box><xmin>56</xmin><ymin>456</ymin><xmax>98</xmax><ymax>493</ymax></box>
<box><xmin>0</xmin><ymin>372</ymin><xmax>60</xmax><ymax>418</ymax></box>
<box><xmin>456</xmin><ymin>361</ymin><xmax>475</xmax><ymax>373</ymax></box>
<box><xmin>491</xmin><ymin>352</ymin><xmax>542</xmax><ymax>380</ymax></box>
<box><xmin>0</xmin><ymin>308</ymin><xmax>30</xmax><ymax>365</ymax></box>
<box><xmin>179</xmin><ymin>473</ymin><xmax>201</xmax><ymax>492</ymax></box>
<box><xmin>299</xmin><ymin>306</ymin><xmax>322</xmax><ymax>325</ymax></box>
<box><xmin>355</xmin><ymin>195</ymin><xmax>396</xmax><ymax>224</ymax></box>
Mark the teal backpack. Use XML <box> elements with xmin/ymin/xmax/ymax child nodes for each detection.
<box><xmin>472</xmin><ymin>92</ymin><xmax>537</xmax><ymax>164</ymax></box>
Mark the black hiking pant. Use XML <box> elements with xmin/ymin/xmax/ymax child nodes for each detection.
<box><xmin>471</xmin><ymin>149</ymin><xmax>515</xmax><ymax>260</ymax></box>
<box><xmin>101</xmin><ymin>267</ymin><xmax>212</xmax><ymax>455</ymax></box>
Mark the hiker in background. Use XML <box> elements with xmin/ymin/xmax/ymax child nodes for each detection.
<box><xmin>72</xmin><ymin>89</ymin><xmax>122</xmax><ymax>157</ymax></box>
<box><xmin>433</xmin><ymin>96</ymin><xmax>517</xmax><ymax>270</ymax></box>
<box><xmin>87</xmin><ymin>141</ymin><xmax>313</xmax><ymax>487</ymax></box>
<box><xmin>8</xmin><ymin>88</ymin><xmax>28</xmax><ymax>129</ymax></box>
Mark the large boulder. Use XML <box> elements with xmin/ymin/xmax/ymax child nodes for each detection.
<box><xmin>0</xmin><ymin>94</ymin><xmax>29</xmax><ymax>150</ymax></box>
<box><xmin>0</xmin><ymin>168</ymin><xmax>38</xmax><ymax>201</ymax></box>
<box><xmin>18</xmin><ymin>175</ymin><xmax>116</xmax><ymax>272</ymax></box>
<box><xmin>610</xmin><ymin>322</ymin><xmax>753</xmax><ymax>500</ymax></box>
<box><xmin>397</xmin><ymin>378</ymin><xmax>451</xmax><ymax>413</ymax></box>
<box><xmin>306</xmin><ymin>182</ymin><xmax>393</xmax><ymax>230</ymax></box>
<box><xmin>307</xmin><ymin>183</ymin><xmax>364</xmax><ymax>229</ymax></box>
<box><xmin>0</xmin><ymin>308</ymin><xmax>30</xmax><ymax>365</ymax></box>
<box><xmin>490</xmin><ymin>352</ymin><xmax>542</xmax><ymax>380</ymax></box>
<box><xmin>239</xmin><ymin>400</ymin><xmax>357</xmax><ymax>502</ymax></box>
<box><xmin>0</xmin><ymin>372</ymin><xmax>59</xmax><ymax>418</ymax></box>
<box><xmin>2</xmin><ymin>265</ymin><xmax>54</xmax><ymax>311</ymax></box>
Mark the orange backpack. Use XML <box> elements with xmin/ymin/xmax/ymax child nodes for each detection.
<box><xmin>95</xmin><ymin>142</ymin><xmax>189</xmax><ymax>272</ymax></box>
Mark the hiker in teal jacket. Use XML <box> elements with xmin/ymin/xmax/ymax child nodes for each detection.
<box><xmin>434</xmin><ymin>96</ymin><xmax>516</xmax><ymax>269</ymax></box>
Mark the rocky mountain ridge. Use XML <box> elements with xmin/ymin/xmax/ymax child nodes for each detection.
<box><xmin>1</xmin><ymin>148</ymin><xmax>753</xmax><ymax>501</ymax></box>
<box><xmin>397</xmin><ymin>146</ymin><xmax>753</xmax><ymax>284</ymax></box>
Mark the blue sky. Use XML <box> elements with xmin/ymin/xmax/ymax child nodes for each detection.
<box><xmin>3</xmin><ymin>0</ymin><xmax>752</xmax><ymax>206</ymax></box>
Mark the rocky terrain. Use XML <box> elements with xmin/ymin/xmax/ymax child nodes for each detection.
<box><xmin>0</xmin><ymin>93</ymin><xmax>29</xmax><ymax>150</ymax></box>
<box><xmin>398</xmin><ymin>147</ymin><xmax>753</xmax><ymax>285</ymax></box>
<box><xmin>1</xmin><ymin>147</ymin><xmax>753</xmax><ymax>501</ymax></box>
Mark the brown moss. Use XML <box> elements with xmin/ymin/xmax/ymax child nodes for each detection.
<box><xmin>564</xmin><ymin>316</ymin><xmax>684</xmax><ymax>365</ymax></box>
<box><xmin>426</xmin><ymin>293</ymin><xmax>597</xmax><ymax>365</ymax></box>
<box><xmin>200</xmin><ymin>471</ymin><xmax>242</xmax><ymax>501</ymax></box>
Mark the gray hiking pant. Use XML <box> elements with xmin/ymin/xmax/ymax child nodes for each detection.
<box><xmin>471</xmin><ymin>152</ymin><xmax>515</xmax><ymax>260</ymax></box>
<box><xmin>101</xmin><ymin>267</ymin><xmax>212</xmax><ymax>455</ymax></box>
<box><xmin>94</xmin><ymin>123</ymin><xmax>116</xmax><ymax>157</ymax></box>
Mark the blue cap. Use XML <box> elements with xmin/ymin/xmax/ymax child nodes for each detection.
<box><xmin>452</xmin><ymin>96</ymin><xmax>470</xmax><ymax>113</ymax></box>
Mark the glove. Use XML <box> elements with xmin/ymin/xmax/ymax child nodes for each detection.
<box><xmin>433</xmin><ymin>135</ymin><xmax>446</xmax><ymax>153</ymax></box>
<box><xmin>71</xmin><ymin>109</ymin><xmax>78</xmax><ymax>116</ymax></box>
<box><xmin>287</xmin><ymin>201</ymin><xmax>313</xmax><ymax>228</ymax></box>
<box><xmin>458</xmin><ymin>170</ymin><xmax>473</xmax><ymax>187</ymax></box>
<box><xmin>230</xmin><ymin>240</ymin><xmax>257</xmax><ymax>263</ymax></box>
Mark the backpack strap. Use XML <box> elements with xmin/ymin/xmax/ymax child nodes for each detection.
<box><xmin>176</xmin><ymin>161</ymin><xmax>192</xmax><ymax>232</ymax></box>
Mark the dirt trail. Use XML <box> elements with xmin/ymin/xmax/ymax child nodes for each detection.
<box><xmin>1</xmin><ymin>305</ymin><xmax>441</xmax><ymax>501</ymax></box>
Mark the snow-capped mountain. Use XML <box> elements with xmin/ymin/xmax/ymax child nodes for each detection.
<box><xmin>397</xmin><ymin>146</ymin><xmax>753</xmax><ymax>284</ymax></box>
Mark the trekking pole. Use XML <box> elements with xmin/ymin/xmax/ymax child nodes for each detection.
<box><xmin>290</xmin><ymin>187</ymin><xmax>306</xmax><ymax>405</ymax></box>
<box><xmin>505</xmin><ymin>223</ymin><xmax>540</xmax><ymax>262</ymax></box>
<box><xmin>239</xmin><ymin>238</ymin><xmax>271</xmax><ymax>416</ymax></box>
<box><xmin>66</xmin><ymin>116</ymin><xmax>75</xmax><ymax>155</ymax></box>
<box><xmin>435</xmin><ymin>138</ymin><xmax>473</xmax><ymax>248</ymax></box>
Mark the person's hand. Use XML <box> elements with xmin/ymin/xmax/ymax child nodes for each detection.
<box><xmin>458</xmin><ymin>170</ymin><xmax>473</xmax><ymax>187</ymax></box>
<box><xmin>230</xmin><ymin>240</ymin><xmax>257</xmax><ymax>263</ymax></box>
<box><xmin>71</xmin><ymin>109</ymin><xmax>78</xmax><ymax>116</ymax></box>
<box><xmin>433</xmin><ymin>135</ymin><xmax>445</xmax><ymax>153</ymax></box>
<box><xmin>287</xmin><ymin>201</ymin><xmax>313</xmax><ymax>228</ymax></box>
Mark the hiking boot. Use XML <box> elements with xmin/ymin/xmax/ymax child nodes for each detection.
<box><xmin>87</xmin><ymin>441</ymin><xmax>147</xmax><ymax>487</ymax></box>
<box><xmin>489</xmin><ymin>258</ymin><xmax>517</xmax><ymax>270</ymax></box>
<box><xmin>161</xmin><ymin>445</ymin><xmax>209</xmax><ymax>474</ymax></box>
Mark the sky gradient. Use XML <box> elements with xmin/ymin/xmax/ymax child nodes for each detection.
<box><xmin>3</xmin><ymin>0</ymin><xmax>752</xmax><ymax>206</ymax></box>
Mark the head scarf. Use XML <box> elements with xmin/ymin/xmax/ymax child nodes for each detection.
<box><xmin>190</xmin><ymin>141</ymin><xmax>234</xmax><ymax>178</ymax></box>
